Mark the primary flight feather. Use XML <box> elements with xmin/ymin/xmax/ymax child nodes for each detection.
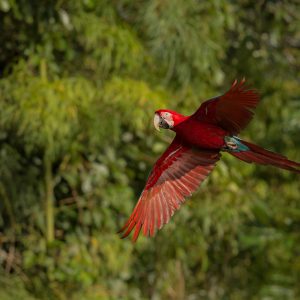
<box><xmin>119</xmin><ymin>79</ymin><xmax>300</xmax><ymax>242</ymax></box>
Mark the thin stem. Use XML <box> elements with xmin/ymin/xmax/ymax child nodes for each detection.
<box><xmin>0</xmin><ymin>183</ymin><xmax>16</xmax><ymax>230</ymax></box>
<box><xmin>44</xmin><ymin>154</ymin><xmax>54</xmax><ymax>243</ymax></box>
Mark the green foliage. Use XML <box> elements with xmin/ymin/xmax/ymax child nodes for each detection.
<box><xmin>0</xmin><ymin>0</ymin><xmax>299</xmax><ymax>299</ymax></box>
<box><xmin>74</xmin><ymin>15</ymin><xmax>145</xmax><ymax>78</ymax></box>
<box><xmin>141</xmin><ymin>0</ymin><xmax>230</xmax><ymax>85</ymax></box>
<box><xmin>0</xmin><ymin>272</ymin><xmax>38</xmax><ymax>300</ymax></box>
<box><xmin>0</xmin><ymin>60</ymin><xmax>96</xmax><ymax>160</ymax></box>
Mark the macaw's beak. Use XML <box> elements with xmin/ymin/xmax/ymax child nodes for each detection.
<box><xmin>153</xmin><ymin>113</ymin><xmax>161</xmax><ymax>132</ymax></box>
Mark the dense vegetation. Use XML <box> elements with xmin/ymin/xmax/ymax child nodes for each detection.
<box><xmin>0</xmin><ymin>1</ymin><xmax>299</xmax><ymax>299</ymax></box>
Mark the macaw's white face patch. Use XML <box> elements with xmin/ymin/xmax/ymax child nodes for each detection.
<box><xmin>161</xmin><ymin>112</ymin><xmax>174</xmax><ymax>128</ymax></box>
<box><xmin>153</xmin><ymin>112</ymin><xmax>175</xmax><ymax>131</ymax></box>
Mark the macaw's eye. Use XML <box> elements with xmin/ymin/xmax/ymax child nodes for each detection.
<box><xmin>159</xmin><ymin>118</ymin><xmax>170</xmax><ymax>129</ymax></box>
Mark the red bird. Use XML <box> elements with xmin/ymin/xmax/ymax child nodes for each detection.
<box><xmin>119</xmin><ymin>79</ymin><xmax>300</xmax><ymax>241</ymax></box>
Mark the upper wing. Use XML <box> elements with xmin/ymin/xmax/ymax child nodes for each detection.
<box><xmin>118</xmin><ymin>136</ymin><xmax>220</xmax><ymax>242</ymax></box>
<box><xmin>191</xmin><ymin>79</ymin><xmax>260</xmax><ymax>135</ymax></box>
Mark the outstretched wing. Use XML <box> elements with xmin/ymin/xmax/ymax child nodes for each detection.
<box><xmin>118</xmin><ymin>136</ymin><xmax>220</xmax><ymax>242</ymax></box>
<box><xmin>191</xmin><ymin>79</ymin><xmax>260</xmax><ymax>135</ymax></box>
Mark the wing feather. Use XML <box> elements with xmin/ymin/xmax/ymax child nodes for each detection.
<box><xmin>119</xmin><ymin>136</ymin><xmax>220</xmax><ymax>241</ymax></box>
<box><xmin>191</xmin><ymin>79</ymin><xmax>260</xmax><ymax>134</ymax></box>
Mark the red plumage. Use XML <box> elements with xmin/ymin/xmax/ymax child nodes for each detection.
<box><xmin>229</xmin><ymin>140</ymin><xmax>300</xmax><ymax>173</ymax></box>
<box><xmin>192</xmin><ymin>79</ymin><xmax>260</xmax><ymax>134</ymax></box>
<box><xmin>119</xmin><ymin>80</ymin><xmax>300</xmax><ymax>241</ymax></box>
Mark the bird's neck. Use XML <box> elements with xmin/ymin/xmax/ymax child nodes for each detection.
<box><xmin>171</xmin><ymin>113</ymin><xmax>189</xmax><ymax>130</ymax></box>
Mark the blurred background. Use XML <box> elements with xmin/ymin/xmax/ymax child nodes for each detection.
<box><xmin>0</xmin><ymin>0</ymin><xmax>299</xmax><ymax>299</ymax></box>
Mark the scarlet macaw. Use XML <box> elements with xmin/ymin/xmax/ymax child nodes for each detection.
<box><xmin>119</xmin><ymin>79</ymin><xmax>300</xmax><ymax>241</ymax></box>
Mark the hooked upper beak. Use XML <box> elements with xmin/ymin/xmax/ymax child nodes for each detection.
<box><xmin>153</xmin><ymin>113</ymin><xmax>161</xmax><ymax>131</ymax></box>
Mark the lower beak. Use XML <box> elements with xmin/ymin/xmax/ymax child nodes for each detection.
<box><xmin>153</xmin><ymin>113</ymin><xmax>161</xmax><ymax>131</ymax></box>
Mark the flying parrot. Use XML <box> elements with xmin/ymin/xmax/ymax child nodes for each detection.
<box><xmin>119</xmin><ymin>79</ymin><xmax>300</xmax><ymax>242</ymax></box>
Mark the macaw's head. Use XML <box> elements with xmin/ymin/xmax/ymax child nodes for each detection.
<box><xmin>153</xmin><ymin>109</ymin><xmax>186</xmax><ymax>131</ymax></box>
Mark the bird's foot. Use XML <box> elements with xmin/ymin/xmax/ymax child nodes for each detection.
<box><xmin>223</xmin><ymin>136</ymin><xmax>250</xmax><ymax>152</ymax></box>
<box><xmin>223</xmin><ymin>136</ymin><xmax>239</xmax><ymax>151</ymax></box>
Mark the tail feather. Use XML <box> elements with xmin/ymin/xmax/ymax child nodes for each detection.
<box><xmin>228</xmin><ymin>139</ymin><xmax>300</xmax><ymax>174</ymax></box>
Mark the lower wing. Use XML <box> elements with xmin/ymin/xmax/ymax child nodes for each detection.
<box><xmin>118</xmin><ymin>136</ymin><xmax>220</xmax><ymax>241</ymax></box>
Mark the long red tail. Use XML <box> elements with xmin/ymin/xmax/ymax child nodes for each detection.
<box><xmin>228</xmin><ymin>139</ymin><xmax>300</xmax><ymax>174</ymax></box>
